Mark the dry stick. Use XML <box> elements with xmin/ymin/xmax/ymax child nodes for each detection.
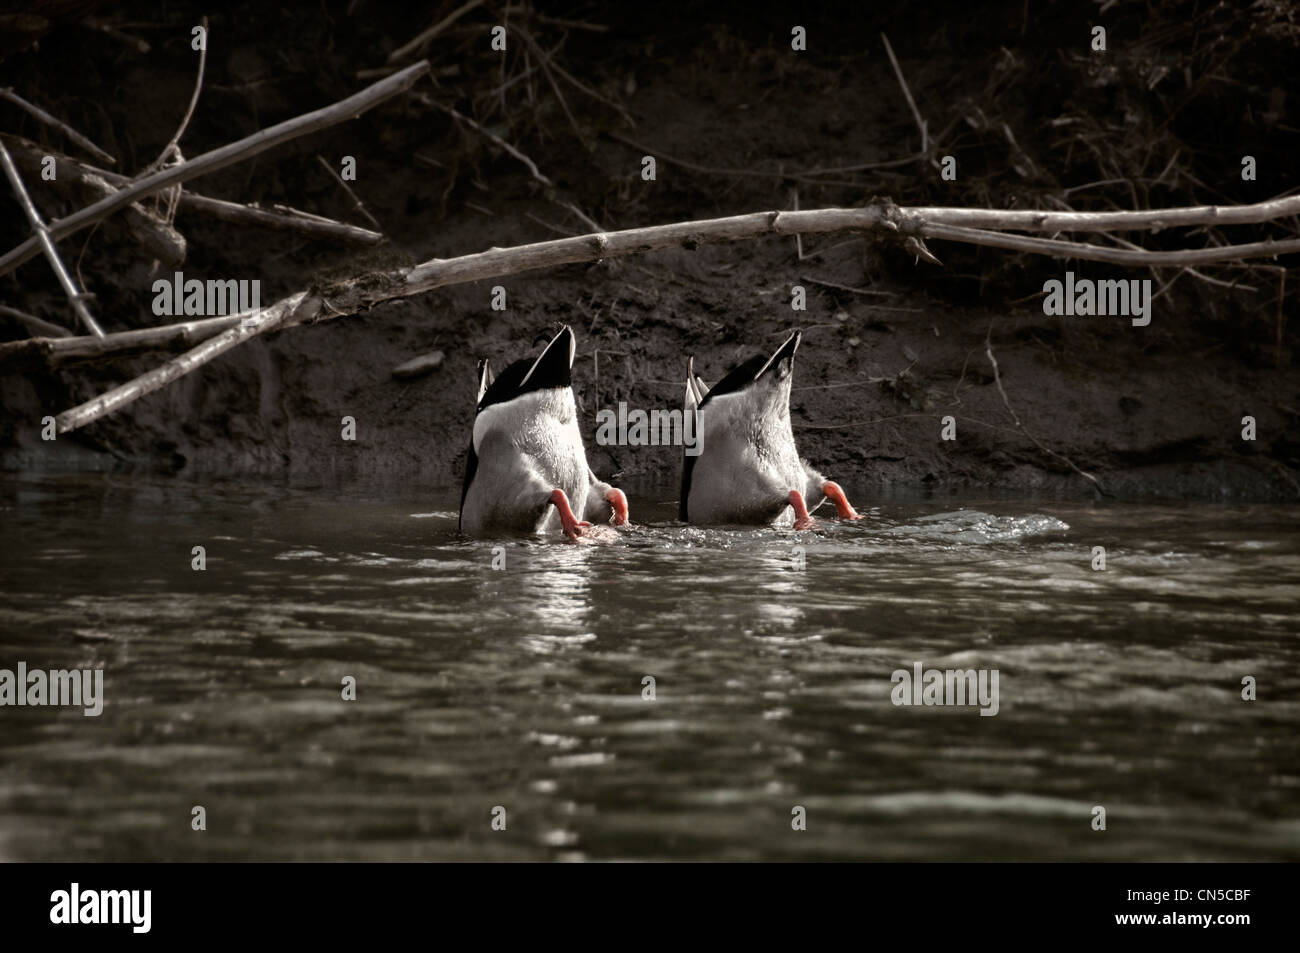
<box><xmin>559</xmin><ymin>200</ymin><xmax>602</xmax><ymax>232</ymax></box>
<box><xmin>524</xmin><ymin>212</ymin><xmax>574</xmax><ymax>236</ymax></box>
<box><xmin>0</xmin><ymin>87</ymin><xmax>117</xmax><ymax>166</ymax></box>
<box><xmin>903</xmin><ymin>195</ymin><xmax>1300</xmax><ymax>231</ymax></box>
<box><xmin>314</xmin><ymin>154</ymin><xmax>384</xmax><ymax>231</ymax></box>
<box><xmin>501</xmin><ymin>5</ymin><xmax>610</xmax><ymax>32</ymax></box>
<box><xmin>608</xmin><ymin>132</ymin><xmax>871</xmax><ymax>189</ymax></box>
<box><xmin>519</xmin><ymin>30</ymin><xmax>584</xmax><ymax>142</ymax></box>
<box><xmin>791</xmin><ymin>187</ymin><xmax>805</xmax><ymax>261</ymax></box>
<box><xmin>388</xmin><ymin>0</ymin><xmax>485</xmax><ymax>63</ymax></box>
<box><xmin>83</xmin><ymin>17</ymin><xmax>151</xmax><ymax>54</ymax></box>
<box><xmin>985</xmin><ymin>334</ymin><xmax>1107</xmax><ymax>497</ymax></box>
<box><xmin>183</xmin><ymin>196</ymin><xmax>382</xmax><ymax>244</ymax></box>
<box><xmin>141</xmin><ymin>14</ymin><xmax>208</xmax><ymax>229</ymax></box>
<box><xmin>0</xmin><ymin>61</ymin><xmax>430</xmax><ymax>279</ymax></box>
<box><xmin>146</xmin><ymin>14</ymin><xmax>207</xmax><ymax>174</ymax></box>
<box><xmin>5</xmin><ymin>139</ymin><xmax>382</xmax><ymax>246</ymax></box>
<box><xmin>0</xmin><ymin>313</ymin><xmax>246</xmax><ymax>364</ymax></box>
<box><xmin>880</xmin><ymin>33</ymin><xmax>928</xmax><ymax>156</ymax></box>
<box><xmin>412</xmin><ymin>92</ymin><xmax>553</xmax><ymax>187</ymax></box>
<box><xmin>800</xmin><ymin>275</ymin><xmax>897</xmax><ymax>297</ymax></box>
<box><xmin>55</xmin><ymin>293</ymin><xmax>309</xmax><ymax>433</ymax></box>
<box><xmin>515</xmin><ymin>26</ymin><xmax>634</xmax><ymax>127</ymax></box>
<box><xmin>0</xmin><ymin>141</ymin><xmax>104</xmax><ymax>336</ymax></box>
<box><xmin>922</xmin><ymin>221</ymin><xmax>1300</xmax><ymax>267</ymax></box>
<box><xmin>78</xmin><ymin>170</ymin><xmax>186</xmax><ymax>266</ymax></box>
<box><xmin>0</xmin><ymin>304</ymin><xmax>72</xmax><ymax>338</ymax></box>
<box><xmin>49</xmin><ymin>199</ymin><xmax>1300</xmax><ymax>432</ymax></box>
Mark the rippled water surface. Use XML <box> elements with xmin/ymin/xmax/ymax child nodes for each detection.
<box><xmin>1</xmin><ymin>474</ymin><xmax>1297</xmax><ymax>861</ymax></box>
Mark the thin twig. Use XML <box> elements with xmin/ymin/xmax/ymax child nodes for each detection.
<box><xmin>515</xmin><ymin>25</ymin><xmax>634</xmax><ymax>127</ymax></box>
<box><xmin>0</xmin><ymin>87</ymin><xmax>117</xmax><ymax>165</ymax></box>
<box><xmin>880</xmin><ymin>33</ymin><xmax>928</xmax><ymax>156</ymax></box>
<box><xmin>985</xmin><ymin>329</ymin><xmax>1106</xmax><ymax>497</ymax></box>
<box><xmin>791</xmin><ymin>187</ymin><xmax>805</xmax><ymax>261</ymax></box>
<box><xmin>315</xmin><ymin>154</ymin><xmax>384</xmax><ymax>231</ymax></box>
<box><xmin>524</xmin><ymin>212</ymin><xmax>575</xmax><ymax>236</ymax></box>
<box><xmin>800</xmin><ymin>275</ymin><xmax>898</xmax><ymax>297</ymax></box>
<box><xmin>0</xmin><ymin>141</ymin><xmax>104</xmax><ymax>336</ymax></box>
<box><xmin>4</xmin><ymin>137</ymin><xmax>383</xmax><ymax>246</ymax></box>
<box><xmin>0</xmin><ymin>304</ymin><xmax>72</xmax><ymax>338</ymax></box>
<box><xmin>608</xmin><ymin>132</ymin><xmax>870</xmax><ymax>188</ymax></box>
<box><xmin>146</xmin><ymin>14</ymin><xmax>207</xmax><ymax>173</ymax></box>
<box><xmin>412</xmin><ymin>91</ymin><xmax>553</xmax><ymax>187</ymax></box>
<box><xmin>518</xmin><ymin>29</ymin><xmax>584</xmax><ymax>142</ymax></box>
<box><xmin>0</xmin><ymin>61</ymin><xmax>429</xmax><ymax>279</ymax></box>
<box><xmin>560</xmin><ymin>199</ymin><xmax>603</xmax><ymax>232</ymax></box>
<box><xmin>502</xmin><ymin>5</ymin><xmax>609</xmax><ymax>32</ymax></box>
<box><xmin>387</xmin><ymin>0</ymin><xmax>485</xmax><ymax>64</ymax></box>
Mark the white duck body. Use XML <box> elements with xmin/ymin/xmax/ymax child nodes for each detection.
<box><xmin>682</xmin><ymin>330</ymin><xmax>851</xmax><ymax>527</ymax></box>
<box><xmin>459</xmin><ymin>328</ymin><xmax>592</xmax><ymax>537</ymax></box>
<box><xmin>461</xmin><ymin>387</ymin><xmax>591</xmax><ymax>535</ymax></box>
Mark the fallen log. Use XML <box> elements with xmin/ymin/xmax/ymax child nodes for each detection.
<box><xmin>38</xmin><ymin>196</ymin><xmax>1300</xmax><ymax>435</ymax></box>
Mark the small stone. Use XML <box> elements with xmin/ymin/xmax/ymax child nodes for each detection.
<box><xmin>391</xmin><ymin>350</ymin><xmax>445</xmax><ymax>379</ymax></box>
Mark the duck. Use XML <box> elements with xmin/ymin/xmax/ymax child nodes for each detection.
<box><xmin>459</xmin><ymin>326</ymin><xmax>628</xmax><ymax>540</ymax></box>
<box><xmin>680</xmin><ymin>329</ymin><xmax>863</xmax><ymax>528</ymax></box>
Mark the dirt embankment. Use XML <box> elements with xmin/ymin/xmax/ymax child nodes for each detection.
<box><xmin>1</xmin><ymin>2</ymin><xmax>1297</xmax><ymax>500</ymax></box>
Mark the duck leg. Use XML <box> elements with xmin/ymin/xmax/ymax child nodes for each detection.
<box><xmin>788</xmin><ymin>489</ymin><xmax>817</xmax><ymax>531</ymax></box>
<box><xmin>586</xmin><ymin>477</ymin><xmax>630</xmax><ymax>526</ymax></box>
<box><xmin>821</xmin><ymin>480</ymin><xmax>863</xmax><ymax>520</ymax></box>
<box><xmin>604</xmin><ymin>487</ymin><xmax>630</xmax><ymax>525</ymax></box>
<box><xmin>549</xmin><ymin>488</ymin><xmax>591</xmax><ymax>542</ymax></box>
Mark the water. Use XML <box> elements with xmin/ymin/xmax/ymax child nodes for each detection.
<box><xmin>1</xmin><ymin>473</ymin><xmax>1297</xmax><ymax>861</ymax></box>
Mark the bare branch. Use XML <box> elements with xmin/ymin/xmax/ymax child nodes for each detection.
<box><xmin>43</xmin><ymin>197</ymin><xmax>1300</xmax><ymax>434</ymax></box>
<box><xmin>906</xmin><ymin>195</ymin><xmax>1300</xmax><ymax>232</ymax></box>
<box><xmin>54</xmin><ymin>294</ymin><xmax>310</xmax><ymax>434</ymax></box>
<box><xmin>3</xmin><ymin>137</ymin><xmax>382</xmax><ymax>246</ymax></box>
<box><xmin>0</xmin><ymin>304</ymin><xmax>72</xmax><ymax>338</ymax></box>
<box><xmin>0</xmin><ymin>313</ymin><xmax>248</xmax><ymax>366</ymax></box>
<box><xmin>0</xmin><ymin>87</ymin><xmax>117</xmax><ymax>166</ymax></box>
<box><xmin>0</xmin><ymin>61</ymin><xmax>430</xmax><ymax>279</ymax></box>
<box><xmin>922</xmin><ymin>221</ymin><xmax>1300</xmax><ymax>266</ymax></box>
<box><xmin>985</xmin><ymin>332</ymin><xmax>1107</xmax><ymax>497</ymax></box>
<box><xmin>880</xmin><ymin>33</ymin><xmax>928</xmax><ymax>155</ymax></box>
<box><xmin>413</xmin><ymin>91</ymin><xmax>553</xmax><ymax>187</ymax></box>
<box><xmin>146</xmin><ymin>14</ymin><xmax>208</xmax><ymax>173</ymax></box>
<box><xmin>387</xmin><ymin>0</ymin><xmax>485</xmax><ymax>64</ymax></box>
<box><xmin>0</xmin><ymin>141</ymin><xmax>104</xmax><ymax>336</ymax></box>
<box><xmin>314</xmin><ymin>154</ymin><xmax>384</xmax><ymax>231</ymax></box>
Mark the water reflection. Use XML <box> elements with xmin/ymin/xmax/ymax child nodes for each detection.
<box><xmin>0</xmin><ymin>473</ymin><xmax>1297</xmax><ymax>861</ymax></box>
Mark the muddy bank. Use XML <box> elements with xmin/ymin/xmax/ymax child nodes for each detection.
<box><xmin>1</xmin><ymin>1</ymin><xmax>1297</xmax><ymax>500</ymax></box>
